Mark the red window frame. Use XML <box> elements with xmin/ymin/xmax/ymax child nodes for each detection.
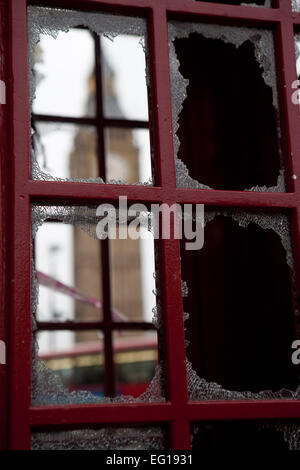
<box><xmin>1</xmin><ymin>0</ymin><xmax>300</xmax><ymax>450</ymax></box>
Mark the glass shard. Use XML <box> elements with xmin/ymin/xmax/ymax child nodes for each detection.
<box><xmin>28</xmin><ymin>6</ymin><xmax>147</xmax><ymax>107</ymax></box>
<box><xmin>32</xmin><ymin>426</ymin><xmax>166</xmax><ymax>450</ymax></box>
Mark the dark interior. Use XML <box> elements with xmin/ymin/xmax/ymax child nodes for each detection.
<box><xmin>175</xmin><ymin>34</ymin><xmax>281</xmax><ymax>190</ymax></box>
<box><xmin>181</xmin><ymin>215</ymin><xmax>299</xmax><ymax>392</ymax></box>
<box><xmin>191</xmin><ymin>421</ymin><xmax>291</xmax><ymax>450</ymax></box>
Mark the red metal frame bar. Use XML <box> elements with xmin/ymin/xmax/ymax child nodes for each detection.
<box><xmin>28</xmin><ymin>400</ymin><xmax>300</xmax><ymax>429</ymax></box>
<box><xmin>5</xmin><ymin>0</ymin><xmax>300</xmax><ymax>451</ymax></box>
<box><xmin>0</xmin><ymin>0</ymin><xmax>9</xmax><ymax>451</ymax></box>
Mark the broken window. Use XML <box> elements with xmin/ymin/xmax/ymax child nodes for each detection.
<box><xmin>32</xmin><ymin>205</ymin><xmax>163</xmax><ymax>406</ymax></box>
<box><xmin>29</xmin><ymin>6</ymin><xmax>153</xmax><ymax>185</ymax></box>
<box><xmin>181</xmin><ymin>210</ymin><xmax>300</xmax><ymax>400</ymax></box>
<box><xmin>169</xmin><ymin>22</ymin><xmax>285</xmax><ymax>192</ymax></box>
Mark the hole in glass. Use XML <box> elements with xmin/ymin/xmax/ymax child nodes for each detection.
<box><xmin>181</xmin><ymin>214</ymin><xmax>299</xmax><ymax>394</ymax></box>
<box><xmin>31</xmin><ymin>426</ymin><xmax>167</xmax><ymax>450</ymax></box>
<box><xmin>174</xmin><ymin>34</ymin><xmax>281</xmax><ymax>191</ymax></box>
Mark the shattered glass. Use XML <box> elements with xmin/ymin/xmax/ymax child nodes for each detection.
<box><xmin>182</xmin><ymin>210</ymin><xmax>300</xmax><ymax>403</ymax></box>
<box><xmin>28</xmin><ymin>6</ymin><xmax>152</xmax><ymax>186</ymax></box>
<box><xmin>191</xmin><ymin>421</ymin><xmax>300</xmax><ymax>450</ymax></box>
<box><xmin>169</xmin><ymin>21</ymin><xmax>285</xmax><ymax>192</ymax></box>
<box><xmin>32</xmin><ymin>426</ymin><xmax>166</xmax><ymax>450</ymax></box>
<box><xmin>28</xmin><ymin>6</ymin><xmax>146</xmax><ymax>107</ymax></box>
<box><xmin>32</xmin><ymin>204</ymin><xmax>164</xmax><ymax>406</ymax></box>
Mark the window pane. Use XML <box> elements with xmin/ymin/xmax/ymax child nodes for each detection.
<box><xmin>36</xmin><ymin>330</ymin><xmax>105</xmax><ymax>400</ymax></box>
<box><xmin>32</xmin><ymin>426</ymin><xmax>166</xmax><ymax>450</ymax></box>
<box><xmin>181</xmin><ymin>211</ymin><xmax>299</xmax><ymax>399</ymax></box>
<box><xmin>35</xmin><ymin>222</ymin><xmax>103</xmax><ymax>323</ymax></box>
<box><xmin>101</xmin><ymin>35</ymin><xmax>149</xmax><ymax>121</ymax></box>
<box><xmin>34</xmin><ymin>123</ymin><xmax>97</xmax><ymax>180</ymax></box>
<box><xmin>169</xmin><ymin>22</ymin><xmax>284</xmax><ymax>192</ymax></box>
<box><xmin>105</xmin><ymin>128</ymin><xmax>152</xmax><ymax>184</ymax></box>
<box><xmin>32</xmin><ymin>205</ymin><xmax>162</xmax><ymax>405</ymax></box>
<box><xmin>32</xmin><ymin>28</ymin><xmax>96</xmax><ymax>118</ymax></box>
<box><xmin>113</xmin><ymin>330</ymin><xmax>158</xmax><ymax>398</ymax></box>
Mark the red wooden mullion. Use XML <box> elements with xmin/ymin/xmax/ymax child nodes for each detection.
<box><xmin>0</xmin><ymin>0</ymin><xmax>9</xmax><ymax>451</ymax></box>
<box><xmin>29</xmin><ymin>399</ymin><xmax>300</xmax><ymax>429</ymax></box>
<box><xmin>277</xmin><ymin>0</ymin><xmax>300</xmax><ymax>342</ymax></box>
<box><xmin>9</xmin><ymin>0</ymin><xmax>32</xmax><ymax>450</ymax></box>
<box><xmin>150</xmin><ymin>3</ymin><xmax>191</xmax><ymax>449</ymax></box>
<box><xmin>29</xmin><ymin>402</ymin><xmax>173</xmax><ymax>428</ymax></box>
